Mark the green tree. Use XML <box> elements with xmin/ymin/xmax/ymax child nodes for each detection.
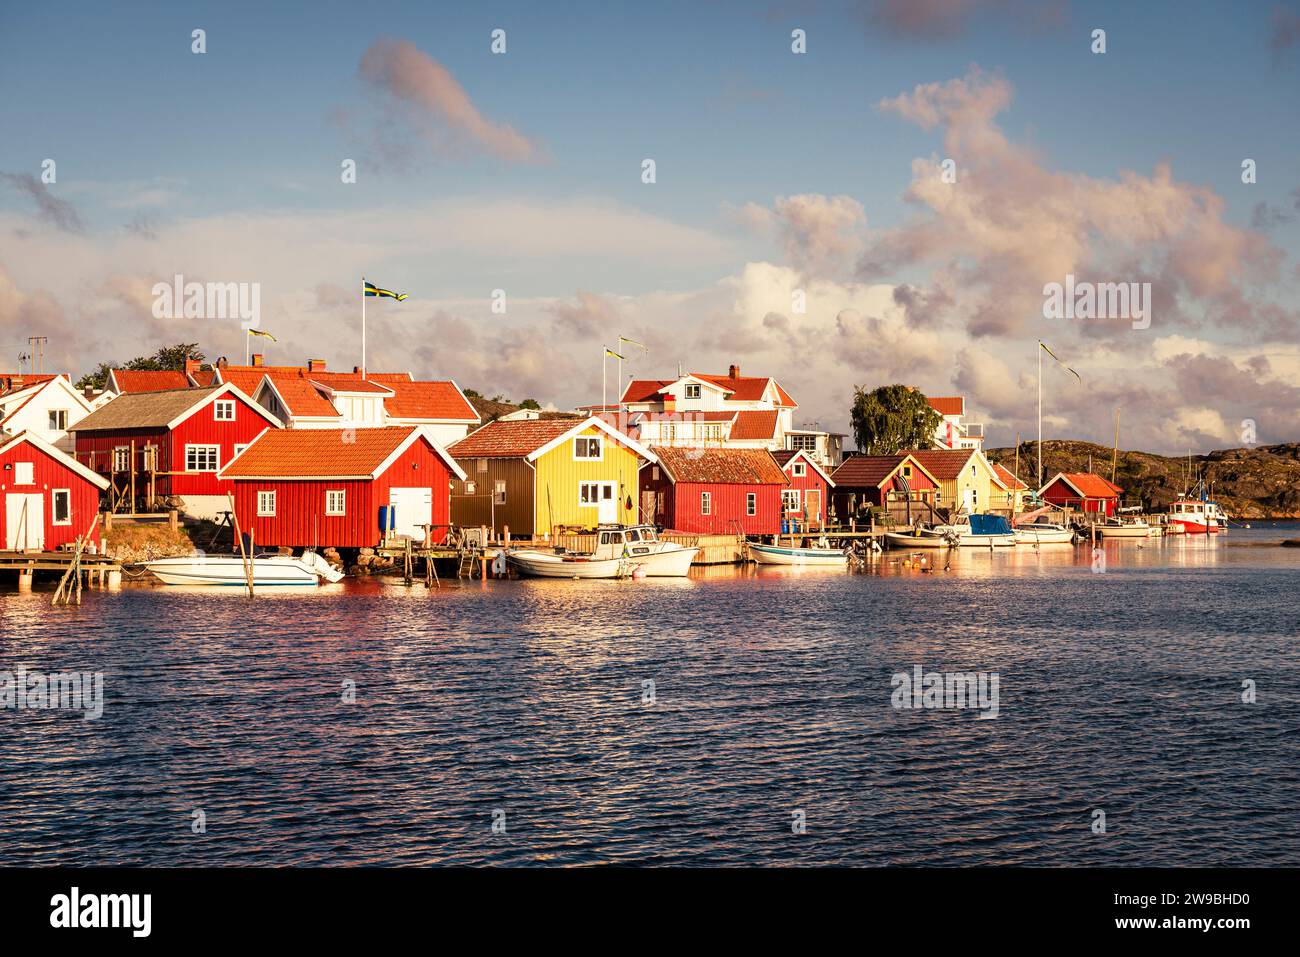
<box><xmin>76</xmin><ymin>343</ymin><xmax>204</xmax><ymax>391</ymax></box>
<box><xmin>518</xmin><ymin>398</ymin><xmax>541</xmax><ymax>410</ymax></box>
<box><xmin>849</xmin><ymin>384</ymin><xmax>942</xmax><ymax>454</ymax></box>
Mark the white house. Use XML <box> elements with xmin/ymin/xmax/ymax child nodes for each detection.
<box><xmin>0</xmin><ymin>374</ymin><xmax>97</xmax><ymax>452</ymax></box>
<box><xmin>927</xmin><ymin>395</ymin><xmax>984</xmax><ymax>451</ymax></box>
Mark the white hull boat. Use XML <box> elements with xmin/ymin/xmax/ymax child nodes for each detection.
<box><xmin>1096</xmin><ymin>521</ymin><xmax>1151</xmax><ymax>538</ymax></box>
<box><xmin>145</xmin><ymin>551</ymin><xmax>344</xmax><ymax>586</ymax></box>
<box><xmin>506</xmin><ymin>549</ymin><xmax>629</xmax><ymax>579</ymax></box>
<box><xmin>884</xmin><ymin>527</ymin><xmax>954</xmax><ymax>549</ymax></box>
<box><xmin>1012</xmin><ymin>522</ymin><xmax>1075</xmax><ymax>545</ymax></box>
<box><xmin>591</xmin><ymin>525</ymin><xmax>698</xmax><ymax>576</ymax></box>
<box><xmin>749</xmin><ymin>542</ymin><xmax>848</xmax><ymax>566</ymax></box>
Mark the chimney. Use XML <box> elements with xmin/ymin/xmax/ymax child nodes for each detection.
<box><xmin>184</xmin><ymin>358</ymin><xmax>200</xmax><ymax>376</ymax></box>
<box><xmin>251</xmin><ymin>354</ymin><xmax>264</xmax><ymax>367</ymax></box>
<box><xmin>216</xmin><ymin>356</ymin><xmax>228</xmax><ymax>369</ymax></box>
<box><xmin>308</xmin><ymin>358</ymin><xmax>328</xmax><ymax>373</ymax></box>
<box><xmin>352</xmin><ymin>365</ymin><xmax>364</xmax><ymax>375</ymax></box>
<box><xmin>728</xmin><ymin>363</ymin><xmax>740</xmax><ymax>379</ymax></box>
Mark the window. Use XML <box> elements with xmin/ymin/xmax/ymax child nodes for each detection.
<box><xmin>493</xmin><ymin>480</ymin><xmax>507</xmax><ymax>505</ymax></box>
<box><xmin>14</xmin><ymin>461</ymin><xmax>33</xmax><ymax>485</ymax></box>
<box><xmin>703</xmin><ymin>424</ymin><xmax>722</xmax><ymax>440</ymax></box>
<box><xmin>143</xmin><ymin>445</ymin><xmax>159</xmax><ymax>471</ymax></box>
<box><xmin>902</xmin><ymin>465</ymin><xmax>912</xmax><ymax>478</ymax></box>
<box><xmin>214</xmin><ymin>400</ymin><xmax>236</xmax><ymax>421</ymax></box>
<box><xmin>112</xmin><ymin>447</ymin><xmax>129</xmax><ymax>472</ymax></box>
<box><xmin>52</xmin><ymin>489</ymin><xmax>71</xmax><ymax>525</ymax></box>
<box><xmin>685</xmin><ymin>384</ymin><xmax>701</xmax><ymax>399</ymax></box>
<box><xmin>48</xmin><ymin>409</ymin><xmax>69</xmax><ymax>430</ymax></box>
<box><xmin>700</xmin><ymin>491</ymin><xmax>712</xmax><ymax>515</ymax></box>
<box><xmin>782</xmin><ymin>489</ymin><xmax>801</xmax><ymax>513</ymax></box>
<box><xmin>792</xmin><ymin>462</ymin><xmax>806</xmax><ymax>477</ymax></box>
<box><xmin>257</xmin><ymin>490</ymin><xmax>276</xmax><ymax>516</ymax></box>
<box><xmin>789</xmin><ymin>434</ymin><xmax>817</xmax><ymax>452</ymax></box>
<box><xmin>651</xmin><ymin>466</ymin><xmax>660</xmax><ymax>481</ymax></box>
<box><xmin>579</xmin><ymin>482</ymin><xmax>613</xmax><ymax>505</ymax></box>
<box><xmin>477</xmin><ymin>457</ymin><xmax>487</xmax><ymax>473</ymax></box>
<box><xmin>186</xmin><ymin>445</ymin><xmax>219</xmax><ymax>472</ymax></box>
<box><xmin>574</xmin><ymin>436</ymin><xmax>603</xmax><ymax>460</ymax></box>
<box><xmin>970</xmin><ymin>465</ymin><xmax>976</xmax><ymax>477</ymax></box>
<box><xmin>325</xmin><ymin>490</ymin><xmax>346</xmax><ymax>516</ymax></box>
<box><xmin>746</xmin><ymin>492</ymin><xmax>757</xmax><ymax>516</ymax></box>
<box><xmin>231</xmin><ymin>444</ymin><xmax>249</xmax><ymax>460</ymax></box>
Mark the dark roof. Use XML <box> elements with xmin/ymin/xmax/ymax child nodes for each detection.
<box><xmin>70</xmin><ymin>386</ymin><xmax>223</xmax><ymax>431</ymax></box>
<box><xmin>651</xmin><ymin>446</ymin><xmax>787</xmax><ymax>485</ymax></box>
<box><xmin>832</xmin><ymin>454</ymin><xmax>910</xmax><ymax>488</ymax></box>
<box><xmin>450</xmin><ymin>418</ymin><xmax>581</xmax><ymax>457</ymax></box>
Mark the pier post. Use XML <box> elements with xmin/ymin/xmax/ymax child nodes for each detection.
<box><xmin>17</xmin><ymin>570</ymin><xmax>33</xmax><ymax>592</ymax></box>
<box><xmin>106</xmin><ymin>570</ymin><xmax>122</xmax><ymax>589</ymax></box>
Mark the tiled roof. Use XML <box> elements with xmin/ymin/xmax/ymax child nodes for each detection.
<box><xmin>190</xmin><ymin>369</ymin><xmax>217</xmax><ymax>386</ymax></box>
<box><xmin>695</xmin><ymin>373</ymin><xmax>797</xmax><ymax>406</ymax></box>
<box><xmin>313</xmin><ymin>378</ymin><xmax>394</xmax><ymax>395</ymax></box>
<box><xmin>449</xmin><ymin>418</ymin><xmax>579</xmax><ymax>457</ymax></box>
<box><xmin>383</xmin><ymin>380</ymin><xmax>478</xmax><ymax>421</ymax></box>
<box><xmin>221</xmin><ymin>426</ymin><xmax>418</xmax><ymax>478</ymax></box>
<box><xmin>1056</xmin><ymin>472</ymin><xmax>1122</xmax><ymax>498</ymax></box>
<box><xmin>622</xmin><ymin>379</ymin><xmax>673</xmax><ymax>403</ymax></box>
<box><xmin>992</xmin><ymin>463</ymin><xmax>1028</xmax><ymax>490</ymax></box>
<box><xmin>652</xmin><ymin>446</ymin><xmax>787</xmax><ymax>485</ymax></box>
<box><xmin>832</xmin><ymin>454</ymin><xmax>910</xmax><ymax>488</ymax></box>
<box><xmin>927</xmin><ymin>395</ymin><xmax>965</xmax><ymax>417</ymax></box>
<box><xmin>267</xmin><ymin>377</ymin><xmax>341</xmax><ymax>418</ymax></box>
<box><xmin>112</xmin><ymin>369</ymin><xmax>190</xmax><ymax>393</ymax></box>
<box><xmin>908</xmin><ymin>449</ymin><xmax>978</xmax><ymax>481</ymax></box>
<box><xmin>0</xmin><ymin>373</ymin><xmax>56</xmax><ymax>397</ymax></box>
<box><xmin>71</xmin><ymin>387</ymin><xmax>224</xmax><ymax>431</ymax></box>
<box><xmin>730</xmin><ymin>409</ymin><xmax>779</xmax><ymax>440</ymax></box>
<box><xmin>218</xmin><ymin>369</ymin><xmax>273</xmax><ymax>398</ymax></box>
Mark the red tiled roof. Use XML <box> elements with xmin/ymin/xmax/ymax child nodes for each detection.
<box><xmin>218</xmin><ymin>369</ymin><xmax>273</xmax><ymax>398</ymax></box>
<box><xmin>449</xmin><ymin>418</ymin><xmax>580</xmax><ymax>457</ymax></box>
<box><xmin>267</xmin><ymin>377</ymin><xmax>341</xmax><ymax>418</ymax></box>
<box><xmin>0</xmin><ymin>373</ymin><xmax>56</xmax><ymax>397</ymax></box>
<box><xmin>112</xmin><ymin>369</ymin><xmax>190</xmax><ymax>393</ymax></box>
<box><xmin>190</xmin><ymin>369</ymin><xmax>217</xmax><ymax>386</ymax></box>
<box><xmin>221</xmin><ymin>426</ymin><xmax>419</xmax><ymax>478</ymax></box>
<box><xmin>312</xmin><ymin>378</ymin><xmax>393</xmax><ymax>395</ymax></box>
<box><xmin>1057</xmin><ymin>472</ymin><xmax>1122</xmax><ymax>498</ymax></box>
<box><xmin>383</xmin><ymin>381</ymin><xmax>478</xmax><ymax>421</ymax></box>
<box><xmin>927</xmin><ymin>395</ymin><xmax>965</xmax><ymax>417</ymax></box>
<box><xmin>730</xmin><ymin>409</ymin><xmax>780</xmax><ymax>440</ymax></box>
<box><xmin>652</xmin><ymin>446</ymin><xmax>787</xmax><ymax>485</ymax></box>
<box><xmin>622</xmin><ymin>379</ymin><xmax>673</xmax><ymax>403</ymax></box>
<box><xmin>992</xmin><ymin>463</ymin><xmax>1028</xmax><ymax>490</ymax></box>
<box><xmin>695</xmin><ymin>373</ymin><xmax>796</xmax><ymax>406</ymax></box>
<box><xmin>908</xmin><ymin>449</ymin><xmax>978</xmax><ymax>481</ymax></box>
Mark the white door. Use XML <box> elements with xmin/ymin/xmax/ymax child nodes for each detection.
<box><xmin>5</xmin><ymin>493</ymin><xmax>45</xmax><ymax>551</ymax></box>
<box><xmin>597</xmin><ymin>483</ymin><xmax>617</xmax><ymax>524</ymax></box>
<box><xmin>389</xmin><ymin>487</ymin><xmax>433</xmax><ymax>538</ymax></box>
<box><xmin>962</xmin><ymin>488</ymin><xmax>976</xmax><ymax>513</ymax></box>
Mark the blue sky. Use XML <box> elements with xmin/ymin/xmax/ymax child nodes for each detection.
<box><xmin>1</xmin><ymin>1</ymin><xmax>1298</xmax><ymax>450</ymax></box>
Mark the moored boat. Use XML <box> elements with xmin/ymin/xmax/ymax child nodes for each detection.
<box><xmin>145</xmin><ymin>551</ymin><xmax>344</xmax><ymax>586</ymax></box>
<box><xmin>591</xmin><ymin>524</ymin><xmax>698</xmax><ymax>576</ymax></box>
<box><xmin>1013</xmin><ymin>520</ymin><xmax>1076</xmax><ymax>545</ymax></box>
<box><xmin>749</xmin><ymin>541</ymin><xmax>848</xmax><ymax>566</ymax></box>
<box><xmin>884</xmin><ymin>524</ymin><xmax>957</xmax><ymax>549</ymax></box>
<box><xmin>1095</xmin><ymin>517</ymin><xmax>1151</xmax><ymax>538</ymax></box>
<box><xmin>506</xmin><ymin>548</ymin><xmax>629</xmax><ymax>579</ymax></box>
<box><xmin>1166</xmin><ymin>498</ymin><xmax>1226</xmax><ymax>534</ymax></box>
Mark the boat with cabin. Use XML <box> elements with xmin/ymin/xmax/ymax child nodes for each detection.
<box><xmin>1166</xmin><ymin>498</ymin><xmax>1226</xmax><ymax>534</ymax></box>
<box><xmin>1095</xmin><ymin>515</ymin><xmax>1151</xmax><ymax>538</ymax></box>
<box><xmin>591</xmin><ymin>524</ymin><xmax>699</xmax><ymax>575</ymax></box>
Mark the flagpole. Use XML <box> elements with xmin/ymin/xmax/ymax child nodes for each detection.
<box><xmin>361</xmin><ymin>276</ymin><xmax>367</xmax><ymax>376</ymax></box>
<box><xmin>602</xmin><ymin>347</ymin><xmax>607</xmax><ymax>413</ymax></box>
<box><xmin>245</xmin><ymin>330</ymin><xmax>249</xmax><ymax>366</ymax></box>
<box><xmin>1037</xmin><ymin>340</ymin><xmax>1042</xmax><ymax>489</ymax></box>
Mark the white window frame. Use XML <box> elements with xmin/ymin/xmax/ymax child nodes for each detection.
<box><xmin>325</xmin><ymin>489</ymin><xmax>346</xmax><ymax>516</ymax></box>
<box><xmin>493</xmin><ymin>479</ymin><xmax>507</xmax><ymax>505</ymax></box>
<box><xmin>14</xmin><ymin>461</ymin><xmax>34</xmax><ymax>485</ymax></box>
<box><xmin>232</xmin><ymin>443</ymin><xmax>250</xmax><ymax>460</ymax></box>
<box><xmin>782</xmin><ymin>489</ymin><xmax>801</xmax><ymax>514</ymax></box>
<box><xmin>746</xmin><ymin>492</ymin><xmax>757</xmax><ymax>516</ymax></box>
<box><xmin>684</xmin><ymin>384</ymin><xmax>701</xmax><ymax>399</ymax></box>
<box><xmin>214</xmin><ymin>399</ymin><xmax>236</xmax><ymax>421</ymax></box>
<box><xmin>143</xmin><ymin>445</ymin><xmax>159</xmax><ymax>471</ymax></box>
<box><xmin>52</xmin><ymin>488</ymin><xmax>72</xmax><ymax>525</ymax></box>
<box><xmin>700</xmin><ymin>491</ymin><xmax>712</xmax><ymax>516</ymax></box>
<box><xmin>185</xmin><ymin>444</ymin><xmax>220</xmax><ymax>472</ymax></box>
<box><xmin>792</xmin><ymin>462</ymin><xmax>806</xmax><ymax>477</ymax></box>
<box><xmin>112</xmin><ymin>446</ymin><xmax>129</xmax><ymax>472</ymax></box>
<box><xmin>257</xmin><ymin>490</ymin><xmax>277</xmax><ymax>517</ymax></box>
<box><xmin>48</xmin><ymin>409</ymin><xmax>69</xmax><ymax>430</ymax></box>
<box><xmin>573</xmin><ymin>436</ymin><xmax>603</xmax><ymax>461</ymax></box>
<box><xmin>578</xmin><ymin>481</ymin><xmax>614</xmax><ymax>507</ymax></box>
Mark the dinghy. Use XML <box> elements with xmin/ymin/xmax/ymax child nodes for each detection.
<box><xmin>749</xmin><ymin>540</ymin><xmax>848</xmax><ymax>566</ymax></box>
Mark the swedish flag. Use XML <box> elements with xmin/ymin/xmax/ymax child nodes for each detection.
<box><xmin>364</xmin><ymin>280</ymin><xmax>408</xmax><ymax>301</ymax></box>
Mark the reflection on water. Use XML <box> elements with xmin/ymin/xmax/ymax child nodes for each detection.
<box><xmin>1</xmin><ymin>525</ymin><xmax>1298</xmax><ymax>866</ymax></box>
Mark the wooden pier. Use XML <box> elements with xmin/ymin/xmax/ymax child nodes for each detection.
<box><xmin>0</xmin><ymin>550</ymin><xmax>123</xmax><ymax>592</ymax></box>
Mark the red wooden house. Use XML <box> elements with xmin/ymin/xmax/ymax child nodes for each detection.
<box><xmin>218</xmin><ymin>425</ymin><xmax>466</xmax><ymax>549</ymax></box>
<box><xmin>771</xmin><ymin>449</ymin><xmax>834</xmax><ymax>527</ymax></box>
<box><xmin>70</xmin><ymin>384</ymin><xmax>280</xmax><ymax>519</ymax></box>
<box><xmin>830</xmin><ymin>453</ymin><xmax>940</xmax><ymax>524</ymax></box>
<box><xmin>641</xmin><ymin>446</ymin><xmax>787</xmax><ymax>536</ymax></box>
<box><xmin>1</xmin><ymin>431</ymin><xmax>110</xmax><ymax>550</ymax></box>
<box><xmin>1038</xmin><ymin>472</ymin><xmax>1122</xmax><ymax>516</ymax></box>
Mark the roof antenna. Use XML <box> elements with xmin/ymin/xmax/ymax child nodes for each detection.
<box><xmin>677</xmin><ymin>360</ymin><xmax>682</xmax><ymax>378</ymax></box>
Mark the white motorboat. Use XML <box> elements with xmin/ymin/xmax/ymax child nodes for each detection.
<box><xmin>884</xmin><ymin>524</ymin><xmax>958</xmax><ymax>549</ymax></box>
<box><xmin>749</xmin><ymin>540</ymin><xmax>848</xmax><ymax>566</ymax></box>
<box><xmin>1096</xmin><ymin>518</ymin><xmax>1151</xmax><ymax>538</ymax></box>
<box><xmin>506</xmin><ymin>548</ymin><xmax>630</xmax><ymax>579</ymax></box>
<box><xmin>1012</xmin><ymin>520</ymin><xmax>1076</xmax><ymax>545</ymax></box>
<box><xmin>591</xmin><ymin>525</ymin><xmax>699</xmax><ymax>576</ymax></box>
<box><xmin>145</xmin><ymin>551</ymin><xmax>345</xmax><ymax>586</ymax></box>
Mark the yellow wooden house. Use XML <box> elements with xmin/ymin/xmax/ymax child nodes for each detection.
<box><xmin>908</xmin><ymin>448</ymin><xmax>1009</xmax><ymax>515</ymax></box>
<box><xmin>448</xmin><ymin>415</ymin><xmax>656</xmax><ymax>538</ymax></box>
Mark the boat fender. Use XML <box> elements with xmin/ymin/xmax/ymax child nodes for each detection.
<box><xmin>492</xmin><ymin>552</ymin><xmax>508</xmax><ymax>576</ymax></box>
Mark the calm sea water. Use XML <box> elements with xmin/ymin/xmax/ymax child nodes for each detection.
<box><xmin>2</xmin><ymin>522</ymin><xmax>1298</xmax><ymax>866</ymax></box>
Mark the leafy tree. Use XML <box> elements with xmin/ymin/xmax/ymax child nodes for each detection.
<box><xmin>76</xmin><ymin>343</ymin><xmax>204</xmax><ymax>391</ymax></box>
<box><xmin>850</xmin><ymin>384</ymin><xmax>942</xmax><ymax>454</ymax></box>
<box><xmin>462</xmin><ymin>388</ymin><xmax>482</xmax><ymax>398</ymax></box>
<box><xmin>519</xmin><ymin>398</ymin><xmax>541</xmax><ymax>410</ymax></box>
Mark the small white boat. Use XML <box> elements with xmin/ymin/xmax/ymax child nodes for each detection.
<box><xmin>506</xmin><ymin>549</ymin><xmax>629</xmax><ymax>579</ymax></box>
<box><xmin>1013</xmin><ymin>521</ymin><xmax>1075</xmax><ymax>545</ymax></box>
<box><xmin>884</xmin><ymin>524</ymin><xmax>957</xmax><ymax>549</ymax></box>
<box><xmin>591</xmin><ymin>525</ymin><xmax>699</xmax><ymax>576</ymax></box>
<box><xmin>1096</xmin><ymin>518</ymin><xmax>1151</xmax><ymax>538</ymax></box>
<box><xmin>145</xmin><ymin>551</ymin><xmax>345</xmax><ymax>586</ymax></box>
<box><xmin>749</xmin><ymin>540</ymin><xmax>848</xmax><ymax>566</ymax></box>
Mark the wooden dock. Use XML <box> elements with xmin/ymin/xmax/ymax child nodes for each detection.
<box><xmin>0</xmin><ymin>550</ymin><xmax>123</xmax><ymax>591</ymax></box>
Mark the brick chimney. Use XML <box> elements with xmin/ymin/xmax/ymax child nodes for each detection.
<box><xmin>216</xmin><ymin>356</ymin><xmax>228</xmax><ymax>369</ymax></box>
<box><xmin>184</xmin><ymin>357</ymin><xmax>200</xmax><ymax>377</ymax></box>
<box><xmin>728</xmin><ymin>363</ymin><xmax>740</xmax><ymax>379</ymax></box>
<box><xmin>308</xmin><ymin>358</ymin><xmax>328</xmax><ymax>373</ymax></box>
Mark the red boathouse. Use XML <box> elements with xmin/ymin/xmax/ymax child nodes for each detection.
<box><xmin>1038</xmin><ymin>472</ymin><xmax>1122</xmax><ymax>516</ymax></box>
<box><xmin>771</xmin><ymin>449</ymin><xmax>835</xmax><ymax>527</ymax></box>
<box><xmin>641</xmin><ymin>446</ymin><xmax>787</xmax><ymax>536</ymax></box>
<box><xmin>1</xmin><ymin>431</ymin><xmax>110</xmax><ymax>550</ymax></box>
<box><xmin>218</xmin><ymin>426</ymin><xmax>467</xmax><ymax>549</ymax></box>
<box><xmin>71</xmin><ymin>384</ymin><xmax>280</xmax><ymax>519</ymax></box>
